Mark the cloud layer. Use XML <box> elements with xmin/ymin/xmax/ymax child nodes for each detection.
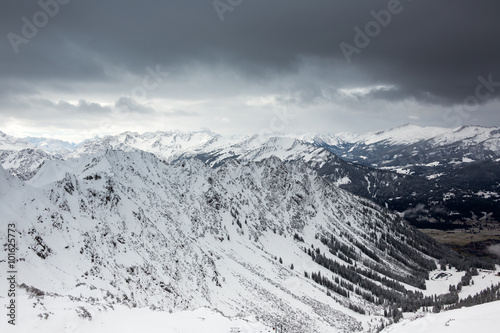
<box><xmin>1</xmin><ymin>0</ymin><xmax>500</xmax><ymax>140</ymax></box>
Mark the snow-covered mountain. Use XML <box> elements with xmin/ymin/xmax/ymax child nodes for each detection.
<box><xmin>23</xmin><ymin>136</ymin><xmax>77</xmax><ymax>155</ymax></box>
<box><xmin>2</xmin><ymin>125</ymin><xmax>500</xmax><ymax>226</ymax></box>
<box><xmin>61</xmin><ymin>124</ymin><xmax>500</xmax><ymax>173</ymax></box>
<box><xmin>0</xmin><ymin>131</ymin><xmax>34</xmax><ymax>151</ymax></box>
<box><xmin>67</xmin><ymin>130</ymin><xmax>333</xmax><ymax>170</ymax></box>
<box><xmin>0</xmin><ymin>131</ymin><xmax>55</xmax><ymax>180</ymax></box>
<box><xmin>67</xmin><ymin>129</ymin><xmax>240</xmax><ymax>161</ymax></box>
<box><xmin>1</xmin><ymin>128</ymin><xmax>500</xmax><ymax>331</ymax></box>
<box><xmin>3</xmin><ymin>150</ymin><xmax>489</xmax><ymax>332</ymax></box>
<box><xmin>316</xmin><ymin>125</ymin><xmax>500</xmax><ymax>226</ymax></box>
<box><xmin>337</xmin><ymin>124</ymin><xmax>451</xmax><ymax>146</ymax></box>
<box><xmin>4</xmin><ymin>124</ymin><xmax>500</xmax><ymax>170</ymax></box>
<box><xmin>0</xmin><ymin>148</ymin><xmax>54</xmax><ymax>181</ymax></box>
<box><xmin>0</xmin><ymin>131</ymin><xmax>77</xmax><ymax>180</ymax></box>
<box><xmin>324</xmin><ymin>124</ymin><xmax>500</xmax><ymax>168</ymax></box>
<box><xmin>0</xmin><ymin>131</ymin><xmax>76</xmax><ymax>155</ymax></box>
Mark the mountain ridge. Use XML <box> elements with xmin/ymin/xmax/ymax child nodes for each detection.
<box><xmin>1</xmin><ymin>150</ymin><xmax>475</xmax><ymax>332</ymax></box>
<box><xmin>2</xmin><ymin>124</ymin><xmax>500</xmax><ymax>226</ymax></box>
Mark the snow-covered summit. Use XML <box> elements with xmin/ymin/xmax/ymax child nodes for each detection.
<box><xmin>0</xmin><ymin>130</ymin><xmax>34</xmax><ymax>151</ymax></box>
<box><xmin>431</xmin><ymin>125</ymin><xmax>500</xmax><ymax>149</ymax></box>
<box><xmin>23</xmin><ymin>136</ymin><xmax>77</xmax><ymax>155</ymax></box>
<box><xmin>334</xmin><ymin>124</ymin><xmax>451</xmax><ymax>145</ymax></box>
<box><xmin>69</xmin><ymin>129</ymin><xmax>243</xmax><ymax>161</ymax></box>
<box><xmin>0</xmin><ymin>124</ymin><xmax>500</xmax><ymax>184</ymax></box>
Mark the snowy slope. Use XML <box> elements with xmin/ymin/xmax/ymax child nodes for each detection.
<box><xmin>381</xmin><ymin>300</ymin><xmax>500</xmax><ymax>333</ymax></box>
<box><xmin>0</xmin><ymin>151</ymin><xmax>456</xmax><ymax>332</ymax></box>
<box><xmin>0</xmin><ymin>295</ymin><xmax>269</xmax><ymax>333</ymax></box>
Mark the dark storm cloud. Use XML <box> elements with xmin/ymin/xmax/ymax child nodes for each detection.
<box><xmin>1</xmin><ymin>0</ymin><xmax>500</xmax><ymax>134</ymax></box>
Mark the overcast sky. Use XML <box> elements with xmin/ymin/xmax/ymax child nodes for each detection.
<box><xmin>1</xmin><ymin>0</ymin><xmax>500</xmax><ymax>142</ymax></box>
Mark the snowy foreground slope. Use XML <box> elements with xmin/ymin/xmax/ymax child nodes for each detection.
<box><xmin>381</xmin><ymin>300</ymin><xmax>500</xmax><ymax>333</ymax></box>
<box><xmin>2</xmin><ymin>296</ymin><xmax>500</xmax><ymax>333</ymax></box>
<box><xmin>0</xmin><ymin>150</ymin><xmax>498</xmax><ymax>332</ymax></box>
<box><xmin>1</xmin><ymin>297</ymin><xmax>269</xmax><ymax>333</ymax></box>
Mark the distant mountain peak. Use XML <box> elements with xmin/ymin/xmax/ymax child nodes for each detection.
<box><xmin>359</xmin><ymin>124</ymin><xmax>451</xmax><ymax>145</ymax></box>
